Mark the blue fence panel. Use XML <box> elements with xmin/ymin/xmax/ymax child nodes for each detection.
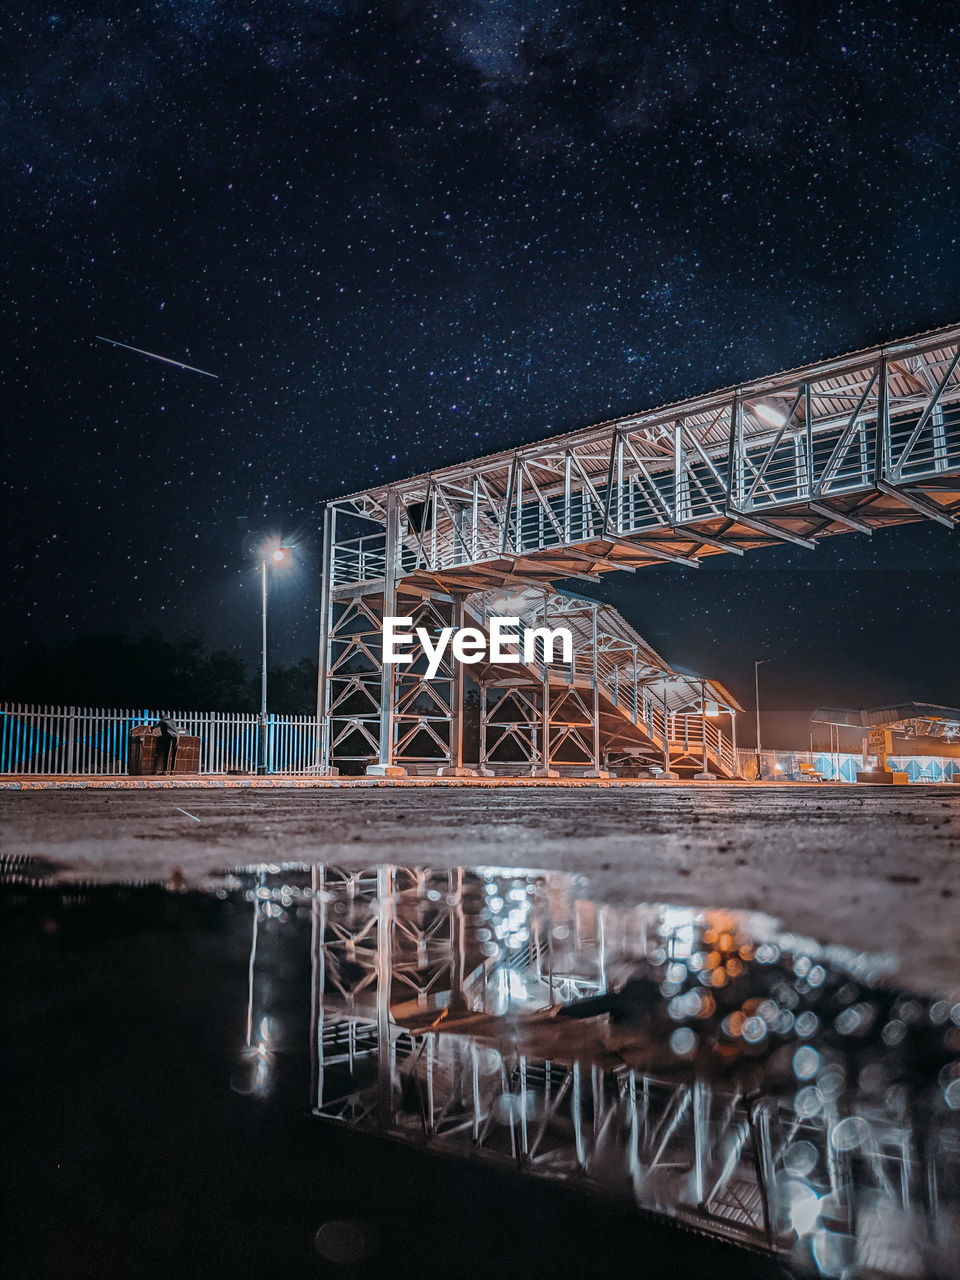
<box><xmin>0</xmin><ymin>704</ymin><xmax>325</xmax><ymax>776</ymax></box>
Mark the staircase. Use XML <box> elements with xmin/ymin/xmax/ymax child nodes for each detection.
<box><xmin>465</xmin><ymin>589</ymin><xmax>741</xmax><ymax>779</ymax></box>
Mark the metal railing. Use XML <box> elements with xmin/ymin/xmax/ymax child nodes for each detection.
<box><xmin>0</xmin><ymin>704</ymin><xmax>327</xmax><ymax>776</ymax></box>
<box><xmin>331</xmin><ymin>533</ymin><xmax>387</xmax><ymax>586</ymax></box>
<box><xmin>640</xmin><ymin>702</ymin><xmax>737</xmax><ymax>775</ymax></box>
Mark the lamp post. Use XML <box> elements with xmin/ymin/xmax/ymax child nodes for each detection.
<box><xmin>258</xmin><ymin>543</ymin><xmax>292</xmax><ymax>775</ymax></box>
<box><xmin>657</xmin><ymin>674</ymin><xmax>678</xmax><ymax>779</ymax></box>
<box><xmin>754</xmin><ymin>658</ymin><xmax>767</xmax><ymax>781</ymax></box>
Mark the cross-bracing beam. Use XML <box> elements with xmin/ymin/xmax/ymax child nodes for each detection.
<box><xmin>327</xmin><ymin>325</ymin><xmax>959</xmax><ymax>594</ymax></box>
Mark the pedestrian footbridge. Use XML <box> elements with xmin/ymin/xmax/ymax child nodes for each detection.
<box><xmin>319</xmin><ymin>326</ymin><xmax>960</xmax><ymax>776</ymax></box>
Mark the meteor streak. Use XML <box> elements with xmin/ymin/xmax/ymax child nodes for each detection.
<box><xmin>95</xmin><ymin>335</ymin><xmax>219</xmax><ymax>379</ymax></box>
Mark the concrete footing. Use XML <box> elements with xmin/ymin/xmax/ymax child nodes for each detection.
<box><xmin>437</xmin><ymin>766</ymin><xmax>479</xmax><ymax>777</ymax></box>
<box><xmin>366</xmin><ymin>764</ymin><xmax>406</xmax><ymax>777</ymax></box>
<box><xmin>582</xmin><ymin>769</ymin><xmax>611</xmax><ymax>779</ymax></box>
<box><xmin>694</xmin><ymin>771</ymin><xmax>718</xmax><ymax>781</ymax></box>
<box><xmin>529</xmin><ymin>767</ymin><xmax>561</xmax><ymax>779</ymax></box>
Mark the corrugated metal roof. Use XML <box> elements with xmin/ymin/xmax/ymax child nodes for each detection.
<box><xmin>812</xmin><ymin>704</ymin><xmax>960</xmax><ymax>727</ymax></box>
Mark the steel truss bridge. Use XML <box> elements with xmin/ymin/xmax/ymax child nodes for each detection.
<box><xmin>319</xmin><ymin>325</ymin><xmax>960</xmax><ymax>777</ymax></box>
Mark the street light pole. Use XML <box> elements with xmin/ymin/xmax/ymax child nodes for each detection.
<box><xmin>700</xmin><ymin>677</ymin><xmax>708</xmax><ymax>776</ymax></box>
<box><xmin>754</xmin><ymin>658</ymin><xmax>767</xmax><ymax>781</ymax></box>
<box><xmin>257</xmin><ymin>543</ymin><xmax>292</xmax><ymax>776</ymax></box>
<box><xmin>258</xmin><ymin>558</ymin><xmax>269</xmax><ymax>775</ymax></box>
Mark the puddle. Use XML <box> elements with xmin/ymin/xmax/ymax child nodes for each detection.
<box><xmin>3</xmin><ymin>861</ymin><xmax>958</xmax><ymax>1279</ymax></box>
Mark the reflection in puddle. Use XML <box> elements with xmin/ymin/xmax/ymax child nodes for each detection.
<box><xmin>300</xmin><ymin>866</ymin><xmax>958</xmax><ymax>1279</ymax></box>
<box><xmin>5</xmin><ymin>860</ymin><xmax>959</xmax><ymax>1279</ymax></box>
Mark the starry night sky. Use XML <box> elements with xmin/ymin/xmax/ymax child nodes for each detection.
<box><xmin>4</xmin><ymin>1</ymin><xmax>959</xmax><ymax>741</ymax></box>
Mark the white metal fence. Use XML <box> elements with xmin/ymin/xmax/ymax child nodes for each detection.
<box><xmin>0</xmin><ymin>704</ymin><xmax>326</xmax><ymax>776</ymax></box>
<box><xmin>4</xmin><ymin>704</ymin><xmax>955</xmax><ymax>782</ymax></box>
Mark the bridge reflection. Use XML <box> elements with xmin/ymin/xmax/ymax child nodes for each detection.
<box><xmin>233</xmin><ymin>863</ymin><xmax>960</xmax><ymax>1278</ymax></box>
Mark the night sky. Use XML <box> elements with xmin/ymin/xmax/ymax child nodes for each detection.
<box><xmin>4</xmin><ymin>1</ymin><xmax>959</xmax><ymax>741</ymax></box>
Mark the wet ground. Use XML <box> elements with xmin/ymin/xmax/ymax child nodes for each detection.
<box><xmin>1</xmin><ymin>867</ymin><xmax>791</xmax><ymax>1280</ymax></box>
<box><xmin>2</xmin><ymin>861</ymin><xmax>958</xmax><ymax>1279</ymax></box>
<box><xmin>1</xmin><ymin>784</ymin><xmax>958</xmax><ymax>994</ymax></box>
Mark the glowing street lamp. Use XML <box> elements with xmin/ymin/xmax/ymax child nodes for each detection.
<box><xmin>258</xmin><ymin>540</ymin><xmax>293</xmax><ymax>775</ymax></box>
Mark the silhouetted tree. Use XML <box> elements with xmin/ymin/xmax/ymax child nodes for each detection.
<box><xmin>6</xmin><ymin>632</ymin><xmax>254</xmax><ymax>711</ymax></box>
<box><xmin>263</xmin><ymin>657</ymin><xmax>319</xmax><ymax>715</ymax></box>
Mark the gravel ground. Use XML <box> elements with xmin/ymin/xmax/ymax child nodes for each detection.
<box><xmin>2</xmin><ymin>783</ymin><xmax>958</xmax><ymax>995</ymax></box>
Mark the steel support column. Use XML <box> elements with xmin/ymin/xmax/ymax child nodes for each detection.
<box><xmin>369</xmin><ymin>491</ymin><xmax>402</xmax><ymax>775</ymax></box>
<box><xmin>695</xmin><ymin>675</ymin><xmax>716</xmax><ymax>780</ymax></box>
<box><xmin>451</xmin><ymin>595</ymin><xmax>465</xmax><ymax>770</ymax></box>
<box><xmin>438</xmin><ymin>593</ymin><xmax>477</xmax><ymax>776</ymax></box>
<box><xmin>315</xmin><ymin>504</ymin><xmax>335</xmax><ymax>772</ymax></box>
<box><xmin>660</xmin><ymin>679</ymin><xmax>678</xmax><ymax>779</ymax></box>
<box><xmin>585</xmin><ymin>604</ymin><xmax>606</xmax><ymax>776</ymax></box>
